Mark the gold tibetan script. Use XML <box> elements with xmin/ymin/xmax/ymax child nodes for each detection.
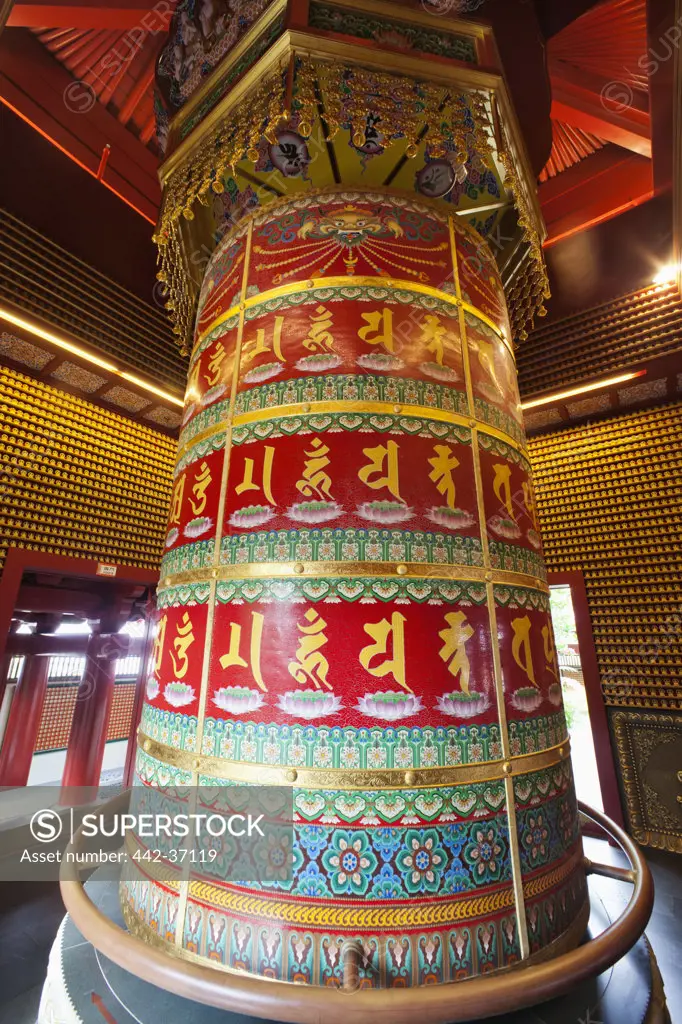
<box><xmin>429</xmin><ymin>445</ymin><xmax>459</xmax><ymax>510</ymax></box>
<box><xmin>170</xmin><ymin>612</ymin><xmax>195</xmax><ymax>678</ymax></box>
<box><xmin>438</xmin><ymin>611</ymin><xmax>473</xmax><ymax>692</ymax></box>
<box><xmin>358</xmin><ymin>309</ymin><xmax>394</xmax><ymax>351</ymax></box>
<box><xmin>220</xmin><ymin>612</ymin><xmax>266</xmax><ymax>691</ymax></box>
<box><xmin>288</xmin><ymin>609</ymin><xmax>331</xmax><ymax>690</ymax></box>
<box><xmin>242</xmin><ymin>317</ymin><xmax>284</xmax><ymax>365</ymax></box>
<box><xmin>296</xmin><ymin>438</ymin><xmax>334</xmax><ymax>501</ymax></box>
<box><xmin>358</xmin><ymin>441</ymin><xmax>404</xmax><ymax>502</ymax></box>
<box><xmin>360</xmin><ymin>612</ymin><xmax>410</xmax><ymax>692</ymax></box>
<box><xmin>511</xmin><ymin>615</ymin><xmax>536</xmax><ymax>686</ymax></box>
<box><xmin>189</xmin><ymin>462</ymin><xmax>212</xmax><ymax>516</ymax></box>
<box><xmin>236</xmin><ymin>446</ymin><xmax>276</xmax><ymax>505</ymax></box>
<box><xmin>302</xmin><ymin>306</ymin><xmax>334</xmax><ymax>352</ymax></box>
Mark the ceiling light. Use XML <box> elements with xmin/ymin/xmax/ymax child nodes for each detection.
<box><xmin>0</xmin><ymin>306</ymin><xmax>184</xmax><ymax>408</ymax></box>
<box><xmin>521</xmin><ymin>371</ymin><xmax>645</xmax><ymax>411</ymax></box>
<box><xmin>652</xmin><ymin>263</ymin><xmax>679</xmax><ymax>286</ymax></box>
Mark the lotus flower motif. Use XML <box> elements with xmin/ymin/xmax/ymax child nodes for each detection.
<box><xmin>164</xmin><ymin>682</ymin><xmax>195</xmax><ymax>708</ymax></box>
<box><xmin>213</xmin><ymin>686</ymin><xmax>266</xmax><ymax>714</ymax></box>
<box><xmin>356</xmin><ymin>692</ymin><xmax>423</xmax><ymax>721</ymax></box>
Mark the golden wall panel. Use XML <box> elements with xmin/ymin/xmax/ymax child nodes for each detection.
<box><xmin>527</xmin><ymin>402</ymin><xmax>682</xmax><ymax>849</ymax></box>
<box><xmin>527</xmin><ymin>401</ymin><xmax>682</xmax><ymax>712</ymax></box>
<box><xmin>0</xmin><ymin>365</ymin><xmax>177</xmax><ymax>571</ymax></box>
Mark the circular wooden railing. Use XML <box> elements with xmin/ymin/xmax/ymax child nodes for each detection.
<box><xmin>60</xmin><ymin>801</ymin><xmax>653</xmax><ymax>1024</ymax></box>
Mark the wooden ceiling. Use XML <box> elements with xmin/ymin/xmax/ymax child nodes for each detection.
<box><xmin>0</xmin><ymin>0</ymin><xmax>676</xmax><ymax>313</ymax></box>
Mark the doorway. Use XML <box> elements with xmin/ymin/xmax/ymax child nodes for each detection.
<box><xmin>547</xmin><ymin>570</ymin><xmax>623</xmax><ymax>826</ymax></box>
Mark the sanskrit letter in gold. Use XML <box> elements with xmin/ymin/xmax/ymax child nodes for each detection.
<box><xmin>492</xmin><ymin>464</ymin><xmax>515</xmax><ymax>520</ymax></box>
<box><xmin>170</xmin><ymin>612</ymin><xmax>195</xmax><ymax>679</ymax></box>
<box><xmin>235</xmin><ymin>446</ymin><xmax>276</xmax><ymax>505</ymax></box>
<box><xmin>242</xmin><ymin>317</ymin><xmax>284</xmax><ymax>365</ymax></box>
<box><xmin>419</xmin><ymin>315</ymin><xmax>449</xmax><ymax>366</ymax></box>
<box><xmin>152</xmin><ymin>614</ymin><xmax>167</xmax><ymax>675</ymax></box>
<box><xmin>541</xmin><ymin>623</ymin><xmax>559</xmax><ymax>681</ymax></box>
<box><xmin>358</xmin><ymin>440</ymin><xmax>404</xmax><ymax>502</ymax></box>
<box><xmin>358</xmin><ymin>309</ymin><xmax>394</xmax><ymax>351</ymax></box>
<box><xmin>438</xmin><ymin>611</ymin><xmax>474</xmax><ymax>693</ymax></box>
<box><xmin>511</xmin><ymin>615</ymin><xmax>536</xmax><ymax>686</ymax></box>
<box><xmin>189</xmin><ymin>461</ymin><xmax>212</xmax><ymax>516</ymax></box>
<box><xmin>359</xmin><ymin>612</ymin><xmax>410</xmax><ymax>692</ymax></box>
<box><xmin>288</xmin><ymin>608</ymin><xmax>331</xmax><ymax>690</ymax></box>
<box><xmin>169</xmin><ymin>474</ymin><xmax>185</xmax><ymax>525</ymax></box>
<box><xmin>296</xmin><ymin>438</ymin><xmax>334</xmax><ymax>501</ymax></box>
<box><xmin>428</xmin><ymin>444</ymin><xmax>460</xmax><ymax>510</ymax></box>
<box><xmin>219</xmin><ymin>612</ymin><xmax>266</xmax><ymax>691</ymax></box>
<box><xmin>205</xmin><ymin>342</ymin><xmax>227</xmax><ymax>387</ymax></box>
<box><xmin>302</xmin><ymin>306</ymin><xmax>334</xmax><ymax>353</ymax></box>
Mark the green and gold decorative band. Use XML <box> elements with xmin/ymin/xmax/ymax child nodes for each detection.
<box><xmin>159</xmin><ymin>561</ymin><xmax>547</xmax><ymax>590</ymax></box>
<box><xmin>195</xmin><ymin>275</ymin><xmax>511</xmax><ymax>352</ymax></box>
<box><xmin>136</xmin><ymin>734</ymin><xmax>570</xmax><ymax>789</ymax></box>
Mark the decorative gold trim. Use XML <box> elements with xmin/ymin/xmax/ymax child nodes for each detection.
<box><xmin>315</xmin><ymin>0</ymin><xmax>490</xmax><ymax>42</ymax></box>
<box><xmin>611</xmin><ymin>711</ymin><xmax>682</xmax><ymax>853</ymax></box>
<box><xmin>195</xmin><ymin>274</ymin><xmax>508</xmax><ymax>349</ymax></box>
<box><xmin>160</xmin><ymin>562</ymin><xmax>547</xmax><ymax>590</ymax></box>
<box><xmin>137</xmin><ymin>734</ymin><xmax>570</xmax><ymax>789</ymax></box>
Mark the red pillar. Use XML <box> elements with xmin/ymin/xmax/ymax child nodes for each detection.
<box><xmin>61</xmin><ymin>630</ymin><xmax>121</xmax><ymax>791</ymax></box>
<box><xmin>0</xmin><ymin>652</ymin><xmax>50</xmax><ymax>787</ymax></box>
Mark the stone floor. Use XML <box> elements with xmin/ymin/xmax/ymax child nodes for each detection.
<box><xmin>0</xmin><ymin>842</ymin><xmax>679</xmax><ymax>1024</ymax></box>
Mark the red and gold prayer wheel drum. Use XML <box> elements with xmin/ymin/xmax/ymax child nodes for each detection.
<box><xmin>125</xmin><ymin>188</ymin><xmax>588</xmax><ymax>986</ymax></box>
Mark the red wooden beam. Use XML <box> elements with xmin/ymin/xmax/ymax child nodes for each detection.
<box><xmin>7</xmin><ymin>0</ymin><xmax>172</xmax><ymax>31</ymax></box>
<box><xmin>549</xmin><ymin>56</ymin><xmax>652</xmax><ymax>157</ymax></box>
<box><xmin>540</xmin><ymin>146</ymin><xmax>655</xmax><ymax>246</ymax></box>
<box><xmin>0</xmin><ymin>29</ymin><xmax>160</xmax><ymax>221</ymax></box>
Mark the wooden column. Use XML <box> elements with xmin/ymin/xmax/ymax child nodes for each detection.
<box><xmin>62</xmin><ymin>620</ymin><xmax>128</xmax><ymax>791</ymax></box>
<box><xmin>0</xmin><ymin>615</ymin><xmax>59</xmax><ymax>787</ymax></box>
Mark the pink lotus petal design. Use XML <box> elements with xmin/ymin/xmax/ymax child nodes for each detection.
<box><xmin>527</xmin><ymin>529</ymin><xmax>542</xmax><ymax>550</ymax></box>
<box><xmin>242</xmin><ymin>362</ymin><xmax>284</xmax><ymax>385</ymax></box>
<box><xmin>511</xmin><ymin>687</ymin><xmax>543</xmax><ymax>712</ymax></box>
<box><xmin>201</xmin><ymin>383</ymin><xmax>227</xmax><ymax>407</ymax></box>
<box><xmin>488</xmin><ymin>515</ymin><xmax>522</xmax><ymax>540</ymax></box>
<box><xmin>164</xmin><ymin>527</ymin><xmax>179</xmax><ymax>548</ymax></box>
<box><xmin>287</xmin><ymin>500</ymin><xmax>342</xmax><ymax>524</ymax></box>
<box><xmin>276</xmin><ymin>691</ymin><xmax>343</xmax><ymax>719</ymax></box>
<box><xmin>548</xmin><ymin>683</ymin><xmax>564</xmax><ymax>707</ymax></box>
<box><xmin>184</xmin><ymin>516</ymin><xmax>213</xmax><ymax>539</ymax></box>
<box><xmin>229</xmin><ymin>505</ymin><xmax>277</xmax><ymax>529</ymax></box>
<box><xmin>357</xmin><ymin>501</ymin><xmax>414</xmax><ymax>524</ymax></box>
<box><xmin>356</xmin><ymin>692</ymin><xmax>423</xmax><ymax>721</ymax></box>
<box><xmin>355</xmin><ymin>353</ymin><xmax>405</xmax><ymax>372</ymax></box>
<box><xmin>294</xmin><ymin>353</ymin><xmax>344</xmax><ymax>373</ymax></box>
<box><xmin>145</xmin><ymin>677</ymin><xmax>159</xmax><ymax>701</ymax></box>
<box><xmin>419</xmin><ymin>362</ymin><xmax>459</xmax><ymax>382</ymax></box>
<box><xmin>213</xmin><ymin>686</ymin><xmax>266</xmax><ymax>714</ymax></box>
<box><xmin>436</xmin><ymin>691</ymin><xmax>490</xmax><ymax>718</ymax></box>
<box><xmin>164</xmin><ymin>682</ymin><xmax>196</xmax><ymax>708</ymax></box>
<box><xmin>426</xmin><ymin>507</ymin><xmax>475</xmax><ymax>530</ymax></box>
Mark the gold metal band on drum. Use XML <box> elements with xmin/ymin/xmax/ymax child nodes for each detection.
<box><xmin>160</xmin><ymin>561</ymin><xmax>547</xmax><ymax>589</ymax></box>
<box><xmin>195</xmin><ymin>275</ymin><xmax>510</xmax><ymax>354</ymax></box>
<box><xmin>137</xmin><ymin>734</ymin><xmax>570</xmax><ymax>789</ymax></box>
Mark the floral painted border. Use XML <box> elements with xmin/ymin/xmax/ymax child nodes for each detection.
<box><xmin>232</xmin><ymin>413</ymin><xmax>471</xmax><ymax>446</ymax></box>
<box><xmin>161</xmin><ymin>538</ymin><xmax>215</xmax><ymax>578</ymax></box>
<box><xmin>221</xmin><ymin>528</ymin><xmax>483</xmax><ymax>568</ymax></box>
<box><xmin>234</xmin><ymin>374</ymin><xmax>469</xmax><ymax>419</ymax></box>
<box><xmin>214</xmin><ymin>576</ymin><xmax>489</xmax><ymax>605</ymax></box>
<box><xmin>139</xmin><ymin>705</ymin><xmax>568</xmax><ymax>769</ymax></box>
